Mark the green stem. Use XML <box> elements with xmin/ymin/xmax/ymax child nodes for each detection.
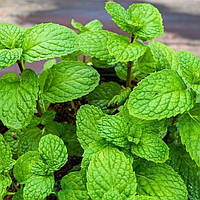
<box><xmin>36</xmin><ymin>97</ymin><xmax>43</xmax><ymax>116</ymax></box>
<box><xmin>5</xmin><ymin>192</ymin><xmax>15</xmax><ymax>196</ymax></box>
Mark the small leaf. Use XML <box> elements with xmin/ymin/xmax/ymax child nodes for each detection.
<box><xmin>128</xmin><ymin>69</ymin><xmax>194</xmax><ymax>120</ymax></box>
<box><xmin>87</xmin><ymin>147</ymin><xmax>137</xmax><ymax>200</ymax></box>
<box><xmin>39</xmin><ymin>134</ymin><xmax>68</xmax><ymax>172</ymax></box>
<box><xmin>0</xmin><ymin>174</ymin><xmax>12</xmax><ymax>199</ymax></box>
<box><xmin>85</xmin><ymin>19</ymin><xmax>103</xmax><ymax>31</ymax></box>
<box><xmin>22</xmin><ymin>23</ymin><xmax>78</xmax><ymax>63</ymax></box>
<box><xmin>23</xmin><ymin>175</ymin><xmax>54</xmax><ymax>200</ymax></box>
<box><xmin>40</xmin><ymin>61</ymin><xmax>100</xmax><ymax>103</ymax></box>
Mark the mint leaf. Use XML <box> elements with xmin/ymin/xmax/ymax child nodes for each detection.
<box><xmin>134</xmin><ymin>160</ymin><xmax>188</xmax><ymax>200</ymax></box>
<box><xmin>40</xmin><ymin>61</ymin><xmax>100</xmax><ymax>103</ymax></box>
<box><xmin>13</xmin><ymin>151</ymin><xmax>41</xmax><ymax>184</ymax></box>
<box><xmin>23</xmin><ymin>175</ymin><xmax>54</xmax><ymax>200</ymax></box>
<box><xmin>58</xmin><ymin>171</ymin><xmax>90</xmax><ymax>200</ymax></box>
<box><xmin>39</xmin><ymin>134</ymin><xmax>68</xmax><ymax>172</ymax></box>
<box><xmin>43</xmin><ymin>59</ymin><xmax>56</xmax><ymax>71</ymax></box>
<box><xmin>0</xmin><ymin>23</ymin><xmax>24</xmax><ymax>48</ymax></box>
<box><xmin>12</xmin><ymin>189</ymin><xmax>23</xmax><ymax>200</ymax></box>
<box><xmin>0</xmin><ymin>134</ymin><xmax>14</xmax><ymax>173</ymax></box>
<box><xmin>76</xmin><ymin>105</ymin><xmax>105</xmax><ymax>149</ymax></box>
<box><xmin>22</xmin><ymin>23</ymin><xmax>78</xmax><ymax>63</ymax></box>
<box><xmin>71</xmin><ymin>19</ymin><xmax>85</xmax><ymax>31</ymax></box>
<box><xmin>178</xmin><ymin>51</ymin><xmax>200</xmax><ymax>94</ymax></box>
<box><xmin>0</xmin><ymin>48</ymin><xmax>22</xmax><ymax>69</ymax></box>
<box><xmin>133</xmin><ymin>196</ymin><xmax>159</xmax><ymax>200</ymax></box>
<box><xmin>149</xmin><ymin>41</ymin><xmax>178</xmax><ymax>71</ymax></box>
<box><xmin>78</xmin><ymin>30</ymin><xmax>116</xmax><ymax>65</ymax></box>
<box><xmin>88</xmin><ymin>81</ymin><xmax>121</xmax><ymax>112</ymax></box>
<box><xmin>97</xmin><ymin>115</ymin><xmax>129</xmax><ymax>148</ymax></box>
<box><xmin>102</xmin><ymin>190</ymin><xmax>123</xmax><ymax>200</ymax></box>
<box><xmin>131</xmin><ymin>134</ymin><xmax>169</xmax><ymax>163</ymax></box>
<box><xmin>168</xmin><ymin>144</ymin><xmax>200</xmax><ymax>200</ymax></box>
<box><xmin>0</xmin><ymin>69</ymin><xmax>39</xmax><ymax>129</ymax></box>
<box><xmin>92</xmin><ymin>57</ymin><xmax>113</xmax><ymax>69</ymax></box>
<box><xmin>87</xmin><ymin>147</ymin><xmax>137</xmax><ymax>200</ymax></box>
<box><xmin>127</xmin><ymin>4</ymin><xmax>164</xmax><ymax>41</ymax></box>
<box><xmin>105</xmin><ymin>2</ymin><xmax>138</xmax><ymax>34</ymax></box>
<box><xmin>0</xmin><ymin>174</ymin><xmax>11</xmax><ymax>199</ymax></box>
<box><xmin>128</xmin><ymin>69</ymin><xmax>194</xmax><ymax>120</ymax></box>
<box><xmin>85</xmin><ymin>19</ymin><xmax>103</xmax><ymax>31</ymax></box>
<box><xmin>108</xmin><ymin>34</ymin><xmax>146</xmax><ymax>62</ymax></box>
<box><xmin>40</xmin><ymin>110</ymin><xmax>56</xmax><ymax>125</ymax></box>
<box><xmin>178</xmin><ymin>106</ymin><xmax>200</xmax><ymax>166</ymax></box>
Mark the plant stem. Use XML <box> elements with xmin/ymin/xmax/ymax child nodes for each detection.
<box><xmin>17</xmin><ymin>60</ymin><xmax>24</xmax><ymax>73</ymax></box>
<box><xmin>36</xmin><ymin>98</ymin><xmax>43</xmax><ymax>117</ymax></box>
<box><xmin>83</xmin><ymin>55</ymin><xmax>86</xmax><ymax>63</ymax></box>
<box><xmin>126</xmin><ymin>34</ymin><xmax>134</xmax><ymax>88</ymax></box>
<box><xmin>5</xmin><ymin>192</ymin><xmax>15</xmax><ymax>196</ymax></box>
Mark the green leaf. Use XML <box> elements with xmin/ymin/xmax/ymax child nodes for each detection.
<box><xmin>76</xmin><ymin>105</ymin><xmax>105</xmax><ymax>150</ymax></box>
<box><xmin>85</xmin><ymin>20</ymin><xmax>103</xmax><ymax>31</ymax></box>
<box><xmin>22</xmin><ymin>23</ymin><xmax>78</xmax><ymax>63</ymax></box>
<box><xmin>107</xmin><ymin>34</ymin><xmax>146</xmax><ymax>62</ymax></box>
<box><xmin>40</xmin><ymin>61</ymin><xmax>100</xmax><ymax>103</ymax></box>
<box><xmin>178</xmin><ymin>106</ymin><xmax>200</xmax><ymax>166</ymax></box>
<box><xmin>134</xmin><ymin>160</ymin><xmax>188</xmax><ymax>200</ymax></box>
<box><xmin>39</xmin><ymin>134</ymin><xmax>68</xmax><ymax>172</ymax></box>
<box><xmin>0</xmin><ymin>134</ymin><xmax>14</xmax><ymax>173</ymax></box>
<box><xmin>71</xmin><ymin>19</ymin><xmax>85</xmax><ymax>31</ymax></box>
<box><xmin>105</xmin><ymin>2</ymin><xmax>139</xmax><ymax>34</ymax></box>
<box><xmin>12</xmin><ymin>189</ymin><xmax>24</xmax><ymax>200</ymax></box>
<box><xmin>23</xmin><ymin>175</ymin><xmax>54</xmax><ymax>200</ymax></box>
<box><xmin>132</xmin><ymin>196</ymin><xmax>158</xmax><ymax>200</ymax></box>
<box><xmin>78</xmin><ymin>30</ymin><xmax>116</xmax><ymax>65</ymax></box>
<box><xmin>58</xmin><ymin>171</ymin><xmax>90</xmax><ymax>200</ymax></box>
<box><xmin>88</xmin><ymin>81</ymin><xmax>121</xmax><ymax>112</ymax></box>
<box><xmin>0</xmin><ymin>23</ymin><xmax>24</xmax><ymax>48</ymax></box>
<box><xmin>167</xmin><ymin>144</ymin><xmax>200</xmax><ymax>200</ymax></box>
<box><xmin>40</xmin><ymin>110</ymin><xmax>56</xmax><ymax>125</ymax></box>
<box><xmin>97</xmin><ymin>115</ymin><xmax>129</xmax><ymax>148</ymax></box>
<box><xmin>127</xmin><ymin>4</ymin><xmax>164</xmax><ymax>41</ymax></box>
<box><xmin>0</xmin><ymin>48</ymin><xmax>22</xmax><ymax>69</ymax></box>
<box><xmin>149</xmin><ymin>41</ymin><xmax>178</xmax><ymax>71</ymax></box>
<box><xmin>177</xmin><ymin>51</ymin><xmax>200</xmax><ymax>94</ymax></box>
<box><xmin>128</xmin><ymin>69</ymin><xmax>194</xmax><ymax>120</ymax></box>
<box><xmin>0</xmin><ymin>174</ymin><xmax>12</xmax><ymax>199</ymax></box>
<box><xmin>43</xmin><ymin>59</ymin><xmax>56</xmax><ymax>71</ymax></box>
<box><xmin>131</xmin><ymin>134</ymin><xmax>169</xmax><ymax>163</ymax></box>
<box><xmin>18</xmin><ymin>127</ymin><xmax>42</xmax><ymax>156</ymax></box>
<box><xmin>0</xmin><ymin>69</ymin><xmax>39</xmax><ymax>129</ymax></box>
<box><xmin>102</xmin><ymin>190</ymin><xmax>123</xmax><ymax>200</ymax></box>
<box><xmin>87</xmin><ymin>147</ymin><xmax>137</xmax><ymax>200</ymax></box>
<box><xmin>13</xmin><ymin>151</ymin><xmax>41</xmax><ymax>184</ymax></box>
<box><xmin>92</xmin><ymin>57</ymin><xmax>113</xmax><ymax>69</ymax></box>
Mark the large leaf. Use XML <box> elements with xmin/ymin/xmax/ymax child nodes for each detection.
<box><xmin>40</xmin><ymin>61</ymin><xmax>99</xmax><ymax>103</ymax></box>
<box><xmin>23</xmin><ymin>175</ymin><xmax>54</xmax><ymax>200</ymax></box>
<box><xmin>22</xmin><ymin>23</ymin><xmax>78</xmax><ymax>63</ymax></box>
<box><xmin>128</xmin><ymin>69</ymin><xmax>194</xmax><ymax>120</ymax></box>
<box><xmin>178</xmin><ymin>105</ymin><xmax>200</xmax><ymax>166</ymax></box>
<box><xmin>0</xmin><ymin>174</ymin><xmax>12</xmax><ymax>199</ymax></box>
<box><xmin>0</xmin><ymin>69</ymin><xmax>39</xmax><ymax>129</ymax></box>
<box><xmin>87</xmin><ymin>147</ymin><xmax>137</xmax><ymax>200</ymax></box>
<box><xmin>134</xmin><ymin>160</ymin><xmax>188</xmax><ymax>200</ymax></box>
<box><xmin>178</xmin><ymin>51</ymin><xmax>200</xmax><ymax>94</ymax></box>
<box><xmin>78</xmin><ymin>30</ymin><xmax>116</xmax><ymax>65</ymax></box>
<box><xmin>0</xmin><ymin>48</ymin><xmax>22</xmax><ymax>69</ymax></box>
<box><xmin>76</xmin><ymin>105</ymin><xmax>105</xmax><ymax>150</ymax></box>
<box><xmin>0</xmin><ymin>135</ymin><xmax>14</xmax><ymax>173</ymax></box>
<box><xmin>107</xmin><ymin>34</ymin><xmax>146</xmax><ymax>62</ymax></box>
<box><xmin>127</xmin><ymin>4</ymin><xmax>164</xmax><ymax>41</ymax></box>
<box><xmin>0</xmin><ymin>23</ymin><xmax>24</xmax><ymax>48</ymax></box>
<box><xmin>168</xmin><ymin>144</ymin><xmax>200</xmax><ymax>200</ymax></box>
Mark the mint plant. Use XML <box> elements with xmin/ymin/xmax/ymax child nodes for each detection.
<box><xmin>0</xmin><ymin>1</ymin><xmax>199</xmax><ymax>200</ymax></box>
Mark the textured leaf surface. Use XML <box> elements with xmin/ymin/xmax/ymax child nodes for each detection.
<box><xmin>22</xmin><ymin>23</ymin><xmax>78</xmax><ymax>63</ymax></box>
<box><xmin>127</xmin><ymin>4</ymin><xmax>164</xmax><ymax>41</ymax></box>
<box><xmin>0</xmin><ymin>174</ymin><xmax>11</xmax><ymax>199</ymax></box>
<box><xmin>13</xmin><ymin>151</ymin><xmax>41</xmax><ymax>184</ymax></box>
<box><xmin>76</xmin><ymin>105</ymin><xmax>105</xmax><ymax>149</ymax></box>
<box><xmin>58</xmin><ymin>171</ymin><xmax>90</xmax><ymax>200</ymax></box>
<box><xmin>0</xmin><ymin>23</ymin><xmax>24</xmax><ymax>48</ymax></box>
<box><xmin>12</xmin><ymin>189</ymin><xmax>23</xmax><ymax>200</ymax></box>
<box><xmin>134</xmin><ymin>160</ymin><xmax>188</xmax><ymax>200</ymax></box>
<box><xmin>149</xmin><ymin>41</ymin><xmax>178</xmax><ymax>71</ymax></box>
<box><xmin>39</xmin><ymin>134</ymin><xmax>68</xmax><ymax>172</ymax></box>
<box><xmin>78</xmin><ymin>30</ymin><xmax>116</xmax><ymax>65</ymax></box>
<box><xmin>178</xmin><ymin>107</ymin><xmax>200</xmax><ymax>166</ymax></box>
<box><xmin>128</xmin><ymin>69</ymin><xmax>194</xmax><ymax>120</ymax></box>
<box><xmin>168</xmin><ymin>144</ymin><xmax>200</xmax><ymax>200</ymax></box>
<box><xmin>40</xmin><ymin>61</ymin><xmax>99</xmax><ymax>103</ymax></box>
<box><xmin>133</xmin><ymin>196</ymin><xmax>159</xmax><ymax>200</ymax></box>
<box><xmin>23</xmin><ymin>175</ymin><xmax>54</xmax><ymax>200</ymax></box>
<box><xmin>108</xmin><ymin>34</ymin><xmax>146</xmax><ymax>62</ymax></box>
<box><xmin>88</xmin><ymin>81</ymin><xmax>121</xmax><ymax>112</ymax></box>
<box><xmin>131</xmin><ymin>134</ymin><xmax>169</xmax><ymax>163</ymax></box>
<box><xmin>87</xmin><ymin>147</ymin><xmax>137</xmax><ymax>200</ymax></box>
<box><xmin>102</xmin><ymin>190</ymin><xmax>123</xmax><ymax>200</ymax></box>
<box><xmin>97</xmin><ymin>115</ymin><xmax>129</xmax><ymax>148</ymax></box>
<box><xmin>0</xmin><ymin>48</ymin><xmax>22</xmax><ymax>69</ymax></box>
<box><xmin>0</xmin><ymin>69</ymin><xmax>39</xmax><ymax>129</ymax></box>
<box><xmin>115</xmin><ymin>62</ymin><xmax>134</xmax><ymax>81</ymax></box>
<box><xmin>0</xmin><ymin>134</ymin><xmax>14</xmax><ymax>173</ymax></box>
<box><xmin>178</xmin><ymin>51</ymin><xmax>200</xmax><ymax>94</ymax></box>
